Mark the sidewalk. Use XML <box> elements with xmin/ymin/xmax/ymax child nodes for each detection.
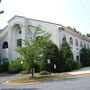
<box><xmin>68</xmin><ymin>67</ymin><xmax>90</xmax><ymax>75</ymax></box>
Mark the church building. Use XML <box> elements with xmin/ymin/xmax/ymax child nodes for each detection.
<box><xmin>0</xmin><ymin>15</ymin><xmax>90</xmax><ymax>62</ymax></box>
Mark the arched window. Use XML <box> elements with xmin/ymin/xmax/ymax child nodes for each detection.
<box><xmin>62</xmin><ymin>34</ymin><xmax>66</xmax><ymax>43</ymax></box>
<box><xmin>2</xmin><ymin>41</ymin><xmax>8</xmax><ymax>49</ymax></box>
<box><xmin>13</xmin><ymin>24</ymin><xmax>22</xmax><ymax>34</ymax></box>
<box><xmin>75</xmin><ymin>39</ymin><xmax>78</xmax><ymax>46</ymax></box>
<box><xmin>70</xmin><ymin>37</ymin><xmax>73</xmax><ymax>45</ymax></box>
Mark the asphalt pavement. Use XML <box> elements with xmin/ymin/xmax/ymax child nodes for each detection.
<box><xmin>0</xmin><ymin>67</ymin><xmax>90</xmax><ymax>90</ymax></box>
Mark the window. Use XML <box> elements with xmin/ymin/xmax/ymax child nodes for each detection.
<box><xmin>70</xmin><ymin>37</ymin><xmax>73</xmax><ymax>45</ymax></box>
<box><xmin>62</xmin><ymin>34</ymin><xmax>66</xmax><ymax>43</ymax></box>
<box><xmin>76</xmin><ymin>48</ymin><xmax>78</xmax><ymax>50</ymax></box>
<box><xmin>19</xmin><ymin>30</ymin><xmax>21</xmax><ymax>34</ymax></box>
<box><xmin>2</xmin><ymin>41</ymin><xmax>8</xmax><ymax>49</ymax></box>
<box><xmin>75</xmin><ymin>39</ymin><xmax>78</xmax><ymax>46</ymax></box>
<box><xmin>17</xmin><ymin>39</ymin><xmax>22</xmax><ymax>47</ymax></box>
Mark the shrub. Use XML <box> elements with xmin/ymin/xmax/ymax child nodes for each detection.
<box><xmin>8</xmin><ymin>60</ymin><xmax>22</xmax><ymax>74</ymax></box>
<box><xmin>39</xmin><ymin>71</ymin><xmax>49</xmax><ymax>75</ymax></box>
<box><xmin>60</xmin><ymin>58</ymin><xmax>74</xmax><ymax>72</ymax></box>
<box><xmin>72</xmin><ymin>61</ymin><xmax>81</xmax><ymax>70</ymax></box>
<box><xmin>80</xmin><ymin>48</ymin><xmax>90</xmax><ymax>67</ymax></box>
<box><xmin>22</xmin><ymin>60</ymin><xmax>30</xmax><ymax>72</ymax></box>
<box><xmin>59</xmin><ymin>59</ymin><xmax>81</xmax><ymax>72</ymax></box>
<box><xmin>0</xmin><ymin>61</ymin><xmax>9</xmax><ymax>73</ymax></box>
<box><xmin>2</xmin><ymin>61</ymin><xmax>9</xmax><ymax>72</ymax></box>
<box><xmin>59</xmin><ymin>42</ymin><xmax>74</xmax><ymax>72</ymax></box>
<box><xmin>34</xmin><ymin>63</ymin><xmax>40</xmax><ymax>72</ymax></box>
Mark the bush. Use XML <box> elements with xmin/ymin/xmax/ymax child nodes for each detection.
<box><xmin>8</xmin><ymin>59</ymin><xmax>32</xmax><ymax>74</ymax></box>
<box><xmin>72</xmin><ymin>61</ymin><xmax>81</xmax><ymax>70</ymax></box>
<box><xmin>80</xmin><ymin>48</ymin><xmax>90</xmax><ymax>67</ymax></box>
<box><xmin>8</xmin><ymin>60</ymin><xmax>22</xmax><ymax>74</ymax></box>
<box><xmin>59</xmin><ymin>42</ymin><xmax>74</xmax><ymax>72</ymax></box>
<box><xmin>39</xmin><ymin>71</ymin><xmax>49</xmax><ymax>75</ymax></box>
<box><xmin>59</xmin><ymin>58</ymin><xmax>81</xmax><ymax>72</ymax></box>
<box><xmin>60</xmin><ymin>58</ymin><xmax>74</xmax><ymax>72</ymax></box>
<box><xmin>34</xmin><ymin>63</ymin><xmax>40</xmax><ymax>72</ymax></box>
<box><xmin>0</xmin><ymin>61</ymin><xmax>9</xmax><ymax>73</ymax></box>
<box><xmin>22</xmin><ymin>60</ymin><xmax>30</xmax><ymax>72</ymax></box>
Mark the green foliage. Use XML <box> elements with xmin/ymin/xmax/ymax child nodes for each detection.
<box><xmin>8</xmin><ymin>59</ymin><xmax>32</xmax><ymax>74</ymax></box>
<box><xmin>42</xmin><ymin>41</ymin><xmax>60</xmax><ymax>72</ymax></box>
<box><xmin>22</xmin><ymin>60</ymin><xmax>30</xmax><ymax>72</ymax></box>
<box><xmin>0</xmin><ymin>61</ymin><xmax>9</xmax><ymax>73</ymax></box>
<box><xmin>33</xmin><ymin>63</ymin><xmax>40</xmax><ymax>72</ymax></box>
<box><xmin>16</xmin><ymin>25</ymin><xmax>51</xmax><ymax>76</ymax></box>
<box><xmin>60</xmin><ymin>42</ymin><xmax>73</xmax><ymax>60</ymax></box>
<box><xmin>59</xmin><ymin>58</ymin><xmax>74</xmax><ymax>71</ymax></box>
<box><xmin>59</xmin><ymin>42</ymin><xmax>75</xmax><ymax>72</ymax></box>
<box><xmin>72</xmin><ymin>61</ymin><xmax>81</xmax><ymax>70</ymax></box>
<box><xmin>39</xmin><ymin>71</ymin><xmax>49</xmax><ymax>75</ymax></box>
<box><xmin>80</xmin><ymin>48</ymin><xmax>90</xmax><ymax>67</ymax></box>
<box><xmin>8</xmin><ymin>60</ymin><xmax>22</xmax><ymax>74</ymax></box>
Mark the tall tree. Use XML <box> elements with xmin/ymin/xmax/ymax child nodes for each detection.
<box><xmin>17</xmin><ymin>25</ymin><xmax>51</xmax><ymax>77</ymax></box>
<box><xmin>42</xmin><ymin>41</ymin><xmax>60</xmax><ymax>72</ymax></box>
<box><xmin>59</xmin><ymin>42</ymin><xmax>74</xmax><ymax>71</ymax></box>
<box><xmin>80</xmin><ymin>48</ymin><xmax>90</xmax><ymax>66</ymax></box>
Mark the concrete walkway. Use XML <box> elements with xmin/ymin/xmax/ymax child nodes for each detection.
<box><xmin>68</xmin><ymin>67</ymin><xmax>90</xmax><ymax>75</ymax></box>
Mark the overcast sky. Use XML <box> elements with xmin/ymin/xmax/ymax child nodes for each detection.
<box><xmin>0</xmin><ymin>0</ymin><xmax>90</xmax><ymax>34</ymax></box>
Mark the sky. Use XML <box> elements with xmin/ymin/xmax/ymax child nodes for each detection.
<box><xmin>0</xmin><ymin>0</ymin><xmax>90</xmax><ymax>34</ymax></box>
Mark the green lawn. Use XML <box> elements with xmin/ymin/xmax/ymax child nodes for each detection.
<box><xmin>8</xmin><ymin>73</ymin><xmax>71</xmax><ymax>83</ymax></box>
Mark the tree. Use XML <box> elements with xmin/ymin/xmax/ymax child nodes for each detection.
<box><xmin>42</xmin><ymin>41</ymin><xmax>60</xmax><ymax>72</ymax></box>
<box><xmin>60</xmin><ymin>42</ymin><xmax>73</xmax><ymax>59</ymax></box>
<box><xmin>80</xmin><ymin>48</ymin><xmax>90</xmax><ymax>66</ymax></box>
<box><xmin>17</xmin><ymin>25</ymin><xmax>51</xmax><ymax>77</ymax></box>
<box><xmin>59</xmin><ymin>42</ymin><xmax>74</xmax><ymax>71</ymax></box>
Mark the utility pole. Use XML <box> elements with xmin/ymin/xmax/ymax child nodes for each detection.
<box><xmin>0</xmin><ymin>0</ymin><xmax>4</xmax><ymax>14</ymax></box>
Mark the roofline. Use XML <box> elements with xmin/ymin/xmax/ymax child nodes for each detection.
<box><xmin>8</xmin><ymin>15</ymin><xmax>63</xmax><ymax>26</ymax></box>
<box><xmin>28</xmin><ymin>18</ymin><xmax>62</xmax><ymax>26</ymax></box>
<box><xmin>6</xmin><ymin>15</ymin><xmax>90</xmax><ymax>42</ymax></box>
<box><xmin>8</xmin><ymin>15</ymin><xmax>26</xmax><ymax>23</ymax></box>
<box><xmin>60</xmin><ymin>27</ymin><xmax>90</xmax><ymax>42</ymax></box>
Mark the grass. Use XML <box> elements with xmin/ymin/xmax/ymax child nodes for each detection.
<box><xmin>8</xmin><ymin>73</ymin><xmax>71</xmax><ymax>84</ymax></box>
